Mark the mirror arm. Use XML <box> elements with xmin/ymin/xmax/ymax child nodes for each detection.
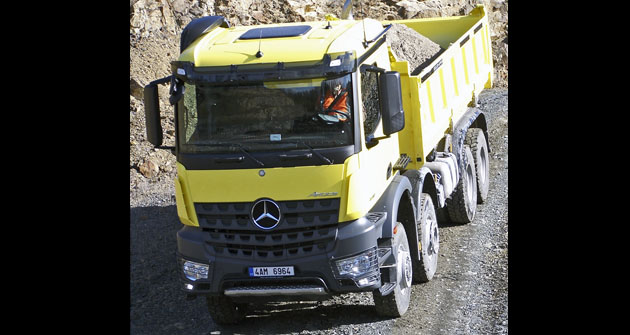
<box><xmin>372</xmin><ymin>135</ymin><xmax>390</xmax><ymax>141</ymax></box>
<box><xmin>147</xmin><ymin>75</ymin><xmax>172</xmax><ymax>88</ymax></box>
<box><xmin>365</xmin><ymin>134</ymin><xmax>390</xmax><ymax>149</ymax></box>
<box><xmin>169</xmin><ymin>77</ymin><xmax>185</xmax><ymax>105</ymax></box>
<box><xmin>360</xmin><ymin>64</ymin><xmax>385</xmax><ymax>74</ymax></box>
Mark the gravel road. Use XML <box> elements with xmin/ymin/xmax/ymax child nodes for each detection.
<box><xmin>130</xmin><ymin>88</ymin><xmax>508</xmax><ymax>335</ymax></box>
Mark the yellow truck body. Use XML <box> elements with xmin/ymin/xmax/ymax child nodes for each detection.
<box><xmin>142</xmin><ymin>3</ymin><xmax>493</xmax><ymax>323</ymax></box>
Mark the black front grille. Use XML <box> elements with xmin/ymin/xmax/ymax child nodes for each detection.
<box><xmin>195</xmin><ymin>199</ymin><xmax>340</xmax><ymax>260</ymax></box>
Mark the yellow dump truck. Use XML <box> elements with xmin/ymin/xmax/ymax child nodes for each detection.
<box><xmin>144</xmin><ymin>1</ymin><xmax>493</xmax><ymax>324</ymax></box>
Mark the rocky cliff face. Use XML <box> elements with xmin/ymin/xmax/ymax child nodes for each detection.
<box><xmin>129</xmin><ymin>0</ymin><xmax>508</xmax><ymax>184</ymax></box>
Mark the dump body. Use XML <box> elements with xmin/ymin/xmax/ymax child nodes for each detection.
<box><xmin>386</xmin><ymin>5</ymin><xmax>493</xmax><ymax>169</ymax></box>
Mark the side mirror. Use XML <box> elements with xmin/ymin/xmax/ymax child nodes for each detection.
<box><xmin>143</xmin><ymin>76</ymin><xmax>171</xmax><ymax>147</ymax></box>
<box><xmin>144</xmin><ymin>83</ymin><xmax>163</xmax><ymax>147</ymax></box>
<box><xmin>379</xmin><ymin>71</ymin><xmax>405</xmax><ymax>135</ymax></box>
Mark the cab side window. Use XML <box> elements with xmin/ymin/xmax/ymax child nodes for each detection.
<box><xmin>361</xmin><ymin>69</ymin><xmax>381</xmax><ymax>140</ymax></box>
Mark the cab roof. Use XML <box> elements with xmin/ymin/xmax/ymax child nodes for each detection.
<box><xmin>178</xmin><ymin>19</ymin><xmax>386</xmax><ymax>67</ymax></box>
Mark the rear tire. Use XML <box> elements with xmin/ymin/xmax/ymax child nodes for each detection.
<box><xmin>465</xmin><ymin>128</ymin><xmax>489</xmax><ymax>203</ymax></box>
<box><xmin>446</xmin><ymin>145</ymin><xmax>477</xmax><ymax>223</ymax></box>
<box><xmin>206</xmin><ymin>295</ymin><xmax>248</xmax><ymax>324</ymax></box>
<box><xmin>413</xmin><ymin>194</ymin><xmax>439</xmax><ymax>283</ymax></box>
<box><xmin>373</xmin><ymin>222</ymin><xmax>412</xmax><ymax>317</ymax></box>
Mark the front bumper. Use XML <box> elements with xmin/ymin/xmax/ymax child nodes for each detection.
<box><xmin>176</xmin><ymin>210</ymin><xmax>387</xmax><ymax>300</ymax></box>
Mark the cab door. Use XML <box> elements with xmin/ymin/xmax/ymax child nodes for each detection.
<box><xmin>354</xmin><ymin>51</ymin><xmax>402</xmax><ymax>214</ymax></box>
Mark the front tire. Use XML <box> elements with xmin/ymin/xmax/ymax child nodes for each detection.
<box><xmin>373</xmin><ymin>222</ymin><xmax>413</xmax><ymax>317</ymax></box>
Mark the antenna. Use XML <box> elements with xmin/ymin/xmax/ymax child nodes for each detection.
<box><xmin>360</xmin><ymin>0</ymin><xmax>367</xmax><ymax>47</ymax></box>
<box><xmin>256</xmin><ymin>28</ymin><xmax>264</xmax><ymax>58</ymax></box>
<box><xmin>254</xmin><ymin>0</ymin><xmax>264</xmax><ymax>58</ymax></box>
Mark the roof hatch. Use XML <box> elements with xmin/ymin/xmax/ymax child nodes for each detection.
<box><xmin>239</xmin><ymin>25</ymin><xmax>312</xmax><ymax>40</ymax></box>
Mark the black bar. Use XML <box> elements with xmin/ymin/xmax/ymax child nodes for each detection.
<box><xmin>459</xmin><ymin>35</ymin><xmax>470</xmax><ymax>47</ymax></box>
<box><xmin>357</xmin><ymin>34</ymin><xmax>386</xmax><ymax>66</ymax></box>
<box><xmin>171</xmin><ymin>52</ymin><xmax>356</xmax><ymax>85</ymax></box>
<box><xmin>215</xmin><ymin>156</ymin><xmax>245</xmax><ymax>163</ymax></box>
<box><xmin>279</xmin><ymin>153</ymin><xmax>313</xmax><ymax>161</ymax></box>
<box><xmin>420</xmin><ymin>59</ymin><xmax>443</xmax><ymax>83</ymax></box>
<box><xmin>363</xmin><ymin>24</ymin><xmax>393</xmax><ymax>47</ymax></box>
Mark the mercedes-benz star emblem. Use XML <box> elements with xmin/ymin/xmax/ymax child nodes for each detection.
<box><xmin>251</xmin><ymin>199</ymin><xmax>281</xmax><ymax>230</ymax></box>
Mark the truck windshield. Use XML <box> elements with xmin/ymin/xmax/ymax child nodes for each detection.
<box><xmin>177</xmin><ymin>74</ymin><xmax>354</xmax><ymax>153</ymax></box>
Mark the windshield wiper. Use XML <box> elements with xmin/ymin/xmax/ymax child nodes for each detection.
<box><xmin>279</xmin><ymin>140</ymin><xmax>333</xmax><ymax>165</ymax></box>
<box><xmin>197</xmin><ymin>142</ymin><xmax>265</xmax><ymax>167</ymax></box>
<box><xmin>299</xmin><ymin>141</ymin><xmax>333</xmax><ymax>165</ymax></box>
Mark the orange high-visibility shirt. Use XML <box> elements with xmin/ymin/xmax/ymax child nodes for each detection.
<box><xmin>323</xmin><ymin>92</ymin><xmax>348</xmax><ymax>121</ymax></box>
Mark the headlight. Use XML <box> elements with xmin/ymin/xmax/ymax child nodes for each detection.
<box><xmin>336</xmin><ymin>253</ymin><xmax>374</xmax><ymax>277</ymax></box>
<box><xmin>333</xmin><ymin>247</ymin><xmax>379</xmax><ymax>287</ymax></box>
<box><xmin>182</xmin><ymin>260</ymin><xmax>209</xmax><ymax>281</ymax></box>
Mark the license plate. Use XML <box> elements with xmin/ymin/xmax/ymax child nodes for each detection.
<box><xmin>248</xmin><ymin>266</ymin><xmax>294</xmax><ymax>277</ymax></box>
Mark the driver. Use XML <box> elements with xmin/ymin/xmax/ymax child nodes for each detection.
<box><xmin>323</xmin><ymin>79</ymin><xmax>350</xmax><ymax>122</ymax></box>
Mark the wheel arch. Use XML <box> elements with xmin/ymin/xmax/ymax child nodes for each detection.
<box><xmin>371</xmin><ymin>169</ymin><xmax>440</xmax><ymax>263</ymax></box>
<box><xmin>452</xmin><ymin>107</ymin><xmax>490</xmax><ymax>165</ymax></box>
<box><xmin>372</xmin><ymin>173</ymin><xmax>413</xmax><ymax>242</ymax></box>
<box><xmin>371</xmin><ymin>173</ymin><xmax>418</xmax><ymax>263</ymax></box>
<box><xmin>399</xmin><ymin>168</ymin><xmax>439</xmax><ymax>262</ymax></box>
<box><xmin>470</xmin><ymin>111</ymin><xmax>490</xmax><ymax>154</ymax></box>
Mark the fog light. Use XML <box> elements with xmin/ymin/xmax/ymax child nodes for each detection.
<box><xmin>356</xmin><ymin>272</ymin><xmax>380</xmax><ymax>287</ymax></box>
<box><xmin>183</xmin><ymin>260</ymin><xmax>209</xmax><ymax>281</ymax></box>
<box><xmin>333</xmin><ymin>247</ymin><xmax>378</xmax><ymax>279</ymax></box>
<box><xmin>185</xmin><ymin>283</ymin><xmax>194</xmax><ymax>290</ymax></box>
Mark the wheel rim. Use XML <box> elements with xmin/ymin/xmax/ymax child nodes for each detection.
<box><xmin>479</xmin><ymin>146</ymin><xmax>488</xmax><ymax>187</ymax></box>
<box><xmin>398</xmin><ymin>244</ymin><xmax>412</xmax><ymax>292</ymax></box>
<box><xmin>466</xmin><ymin>165</ymin><xmax>475</xmax><ymax>212</ymax></box>
<box><xmin>424</xmin><ymin>213</ymin><xmax>439</xmax><ymax>264</ymax></box>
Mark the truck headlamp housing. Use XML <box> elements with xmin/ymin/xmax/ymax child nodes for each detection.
<box><xmin>336</xmin><ymin>253</ymin><xmax>373</xmax><ymax>277</ymax></box>
<box><xmin>182</xmin><ymin>260</ymin><xmax>209</xmax><ymax>281</ymax></box>
<box><xmin>332</xmin><ymin>247</ymin><xmax>380</xmax><ymax>287</ymax></box>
